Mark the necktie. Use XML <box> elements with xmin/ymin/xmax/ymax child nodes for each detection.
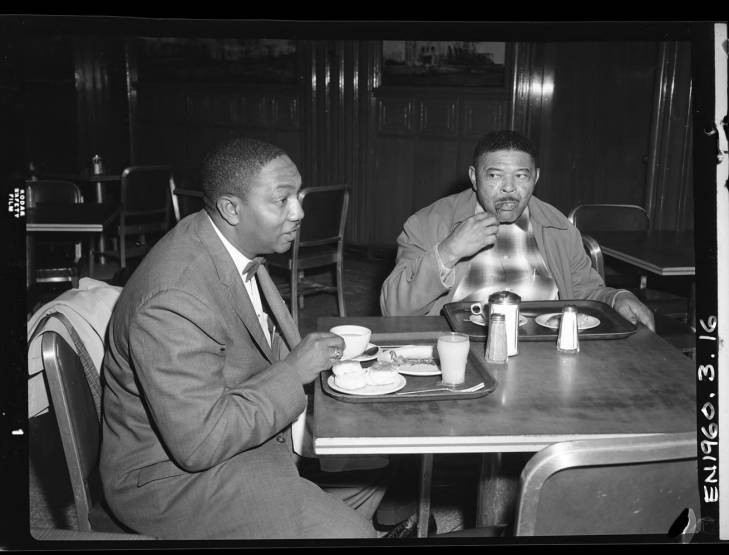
<box><xmin>243</xmin><ymin>257</ymin><xmax>265</xmax><ymax>282</ymax></box>
<box><xmin>254</xmin><ymin>264</ymin><xmax>309</xmax><ymax>456</ymax></box>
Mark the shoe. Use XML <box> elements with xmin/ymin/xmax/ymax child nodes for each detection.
<box><xmin>383</xmin><ymin>512</ymin><xmax>438</xmax><ymax>539</ymax></box>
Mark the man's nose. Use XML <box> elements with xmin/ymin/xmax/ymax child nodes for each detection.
<box><xmin>289</xmin><ymin>198</ymin><xmax>304</xmax><ymax>221</ymax></box>
<box><xmin>501</xmin><ymin>175</ymin><xmax>516</xmax><ymax>192</ymax></box>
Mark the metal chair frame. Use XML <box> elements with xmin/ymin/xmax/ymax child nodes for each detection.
<box><xmin>266</xmin><ymin>185</ymin><xmax>350</xmax><ymax>325</ymax></box>
<box><xmin>514</xmin><ymin>433</ymin><xmax>699</xmax><ymax>536</ymax></box>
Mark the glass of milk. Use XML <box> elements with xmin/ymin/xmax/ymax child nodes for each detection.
<box><xmin>437</xmin><ymin>332</ymin><xmax>470</xmax><ymax>386</ymax></box>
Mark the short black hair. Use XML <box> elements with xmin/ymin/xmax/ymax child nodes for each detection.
<box><xmin>201</xmin><ymin>136</ymin><xmax>288</xmax><ymax>207</ymax></box>
<box><xmin>472</xmin><ymin>130</ymin><xmax>538</xmax><ymax>167</ymax></box>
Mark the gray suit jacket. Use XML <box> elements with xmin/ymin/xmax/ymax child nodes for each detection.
<box><xmin>100</xmin><ymin>210</ymin><xmax>312</xmax><ymax>539</ymax></box>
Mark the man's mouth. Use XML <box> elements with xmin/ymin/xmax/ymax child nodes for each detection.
<box><xmin>495</xmin><ymin>199</ymin><xmax>519</xmax><ymax>212</ymax></box>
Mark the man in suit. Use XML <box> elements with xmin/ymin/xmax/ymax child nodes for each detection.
<box><xmin>99</xmin><ymin>137</ymin><xmax>387</xmax><ymax>539</ymax></box>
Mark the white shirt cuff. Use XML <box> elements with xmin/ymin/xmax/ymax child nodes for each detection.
<box><xmin>435</xmin><ymin>244</ymin><xmax>455</xmax><ymax>288</ymax></box>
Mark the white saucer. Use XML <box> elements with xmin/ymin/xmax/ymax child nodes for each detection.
<box><xmin>535</xmin><ymin>312</ymin><xmax>601</xmax><ymax>330</ymax></box>
<box><xmin>345</xmin><ymin>343</ymin><xmax>379</xmax><ymax>363</ymax></box>
<box><xmin>469</xmin><ymin>314</ymin><xmax>528</xmax><ymax>327</ymax></box>
<box><xmin>327</xmin><ymin>374</ymin><xmax>406</xmax><ymax>396</ymax></box>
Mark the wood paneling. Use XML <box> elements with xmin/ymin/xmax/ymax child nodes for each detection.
<box><xmin>645</xmin><ymin>41</ymin><xmax>694</xmax><ymax>231</ymax></box>
<box><xmin>367</xmin><ymin>86</ymin><xmax>508</xmax><ymax>247</ymax></box>
<box><xmin>529</xmin><ymin>42</ymin><xmax>660</xmax><ymax>217</ymax></box>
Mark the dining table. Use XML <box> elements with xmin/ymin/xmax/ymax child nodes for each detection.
<box><xmin>590</xmin><ymin>230</ymin><xmax>696</xmax><ymax>328</ymax></box>
<box><xmin>40</xmin><ymin>171</ymin><xmax>123</xmax><ymax>263</ymax></box>
<box><xmin>313</xmin><ymin>313</ymin><xmax>697</xmax><ymax>538</ymax></box>
<box><xmin>26</xmin><ymin>203</ymin><xmax>120</xmax><ymax>286</ymax></box>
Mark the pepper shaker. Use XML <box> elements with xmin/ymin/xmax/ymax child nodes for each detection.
<box><xmin>485</xmin><ymin>313</ymin><xmax>508</xmax><ymax>363</ymax></box>
<box><xmin>557</xmin><ymin>305</ymin><xmax>580</xmax><ymax>353</ymax></box>
<box><xmin>92</xmin><ymin>154</ymin><xmax>104</xmax><ymax>175</ymax></box>
<box><xmin>488</xmin><ymin>291</ymin><xmax>521</xmax><ymax>357</ymax></box>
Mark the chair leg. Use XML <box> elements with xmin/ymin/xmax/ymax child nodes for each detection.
<box><xmin>297</xmin><ymin>271</ymin><xmax>305</xmax><ymax>311</ymax></box>
<box><xmin>290</xmin><ymin>268</ymin><xmax>299</xmax><ymax>326</ymax></box>
<box><xmin>120</xmin><ymin>231</ymin><xmax>126</xmax><ymax>269</ymax></box>
<box><xmin>88</xmin><ymin>237</ymin><xmax>95</xmax><ymax>278</ymax></box>
<box><xmin>336</xmin><ymin>259</ymin><xmax>346</xmax><ymax>317</ymax></box>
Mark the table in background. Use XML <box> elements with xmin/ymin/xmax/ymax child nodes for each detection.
<box><xmin>39</xmin><ymin>172</ymin><xmax>122</xmax><ymax>263</ymax></box>
<box><xmin>314</xmin><ymin>315</ymin><xmax>696</xmax><ymax>537</ymax></box>
<box><xmin>591</xmin><ymin>230</ymin><xmax>695</xmax><ymax>327</ymax></box>
<box><xmin>26</xmin><ymin>204</ymin><xmax>120</xmax><ymax>286</ymax></box>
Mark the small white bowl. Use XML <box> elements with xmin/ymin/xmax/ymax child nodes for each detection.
<box><xmin>330</xmin><ymin>325</ymin><xmax>372</xmax><ymax>360</ymax></box>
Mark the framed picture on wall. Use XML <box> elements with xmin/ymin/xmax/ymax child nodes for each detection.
<box><xmin>381</xmin><ymin>41</ymin><xmax>506</xmax><ymax>88</ymax></box>
<box><xmin>136</xmin><ymin>38</ymin><xmax>301</xmax><ymax>83</ymax></box>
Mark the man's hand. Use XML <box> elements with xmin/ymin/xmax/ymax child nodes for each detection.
<box><xmin>284</xmin><ymin>332</ymin><xmax>345</xmax><ymax>385</ymax></box>
<box><xmin>613</xmin><ymin>291</ymin><xmax>655</xmax><ymax>332</ymax></box>
<box><xmin>438</xmin><ymin>212</ymin><xmax>499</xmax><ymax>268</ymax></box>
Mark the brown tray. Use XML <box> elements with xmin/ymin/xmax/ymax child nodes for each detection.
<box><xmin>442</xmin><ymin>300</ymin><xmax>638</xmax><ymax>342</ymax></box>
<box><xmin>320</xmin><ymin>338</ymin><xmax>496</xmax><ymax>403</ymax></box>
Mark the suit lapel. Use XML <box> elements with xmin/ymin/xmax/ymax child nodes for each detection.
<box><xmin>257</xmin><ymin>264</ymin><xmax>301</xmax><ymax>349</ymax></box>
<box><xmin>195</xmin><ymin>212</ymin><xmax>274</xmax><ymax>361</ymax></box>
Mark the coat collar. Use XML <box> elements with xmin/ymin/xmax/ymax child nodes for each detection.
<box><xmin>193</xmin><ymin>210</ymin><xmax>273</xmax><ymax>361</ymax></box>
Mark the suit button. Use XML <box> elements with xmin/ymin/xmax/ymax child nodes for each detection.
<box><xmin>276</xmin><ymin>435</ymin><xmax>286</xmax><ymax>443</ymax></box>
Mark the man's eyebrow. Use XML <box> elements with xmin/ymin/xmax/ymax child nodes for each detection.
<box><xmin>484</xmin><ymin>166</ymin><xmax>531</xmax><ymax>172</ymax></box>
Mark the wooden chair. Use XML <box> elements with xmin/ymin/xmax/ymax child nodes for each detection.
<box><xmin>40</xmin><ymin>330</ymin><xmax>155</xmax><ymax>539</ymax></box>
<box><xmin>100</xmin><ymin>165</ymin><xmax>173</xmax><ymax>269</ymax></box>
<box><xmin>438</xmin><ymin>433</ymin><xmax>700</xmax><ymax>539</ymax></box>
<box><xmin>266</xmin><ymin>185</ymin><xmax>350</xmax><ymax>326</ymax></box>
<box><xmin>169</xmin><ymin>167</ymin><xmax>204</xmax><ymax>222</ymax></box>
<box><xmin>26</xmin><ymin>180</ymin><xmax>84</xmax><ymax>289</ymax></box>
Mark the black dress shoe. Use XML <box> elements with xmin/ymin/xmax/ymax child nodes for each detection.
<box><xmin>383</xmin><ymin>512</ymin><xmax>438</xmax><ymax>539</ymax></box>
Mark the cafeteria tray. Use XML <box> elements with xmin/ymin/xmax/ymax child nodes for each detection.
<box><xmin>320</xmin><ymin>338</ymin><xmax>496</xmax><ymax>403</ymax></box>
<box><xmin>442</xmin><ymin>300</ymin><xmax>638</xmax><ymax>342</ymax></box>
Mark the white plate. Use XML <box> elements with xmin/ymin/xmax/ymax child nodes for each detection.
<box><xmin>397</xmin><ymin>362</ymin><xmax>442</xmax><ymax>377</ymax></box>
<box><xmin>534</xmin><ymin>312</ymin><xmax>601</xmax><ymax>330</ymax></box>
<box><xmin>345</xmin><ymin>343</ymin><xmax>379</xmax><ymax>363</ymax></box>
<box><xmin>327</xmin><ymin>374</ymin><xmax>406</xmax><ymax>396</ymax></box>
<box><xmin>469</xmin><ymin>314</ymin><xmax>528</xmax><ymax>327</ymax></box>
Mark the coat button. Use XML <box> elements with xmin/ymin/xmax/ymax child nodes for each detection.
<box><xmin>276</xmin><ymin>435</ymin><xmax>286</xmax><ymax>444</ymax></box>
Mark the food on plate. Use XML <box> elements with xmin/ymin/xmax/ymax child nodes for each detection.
<box><xmin>365</xmin><ymin>362</ymin><xmax>399</xmax><ymax>386</ymax></box>
<box><xmin>545</xmin><ymin>313</ymin><xmax>594</xmax><ymax>329</ymax></box>
<box><xmin>334</xmin><ymin>371</ymin><xmax>367</xmax><ymax>390</ymax></box>
<box><xmin>332</xmin><ymin>360</ymin><xmax>363</xmax><ymax>376</ymax></box>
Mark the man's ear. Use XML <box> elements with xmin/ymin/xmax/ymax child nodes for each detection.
<box><xmin>534</xmin><ymin>167</ymin><xmax>540</xmax><ymax>186</ymax></box>
<box><xmin>215</xmin><ymin>195</ymin><xmax>241</xmax><ymax>226</ymax></box>
<box><xmin>468</xmin><ymin>165</ymin><xmax>477</xmax><ymax>191</ymax></box>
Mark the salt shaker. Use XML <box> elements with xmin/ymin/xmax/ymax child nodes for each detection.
<box><xmin>92</xmin><ymin>154</ymin><xmax>104</xmax><ymax>175</ymax></box>
<box><xmin>488</xmin><ymin>291</ymin><xmax>521</xmax><ymax>357</ymax></box>
<box><xmin>485</xmin><ymin>313</ymin><xmax>508</xmax><ymax>363</ymax></box>
<box><xmin>557</xmin><ymin>305</ymin><xmax>580</xmax><ymax>353</ymax></box>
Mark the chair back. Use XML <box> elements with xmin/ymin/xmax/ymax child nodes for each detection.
<box><xmin>170</xmin><ymin>167</ymin><xmax>204</xmax><ymax>222</ymax></box>
<box><xmin>120</xmin><ymin>165</ymin><xmax>173</xmax><ymax>235</ymax></box>
<box><xmin>514</xmin><ymin>433</ymin><xmax>700</xmax><ymax>536</ymax></box>
<box><xmin>295</xmin><ymin>185</ymin><xmax>350</xmax><ymax>250</ymax></box>
<box><xmin>567</xmin><ymin>203</ymin><xmax>649</xmax><ymax>233</ymax></box>
<box><xmin>26</xmin><ymin>179</ymin><xmax>83</xmax><ymax>207</ymax></box>
<box><xmin>41</xmin><ymin>331</ymin><xmax>102</xmax><ymax>532</ymax></box>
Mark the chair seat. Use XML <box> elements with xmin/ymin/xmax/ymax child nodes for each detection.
<box><xmin>88</xmin><ymin>502</ymin><xmax>136</xmax><ymax>534</ymax></box>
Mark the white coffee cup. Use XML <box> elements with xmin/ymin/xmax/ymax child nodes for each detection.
<box><xmin>329</xmin><ymin>325</ymin><xmax>372</xmax><ymax>360</ymax></box>
<box><xmin>437</xmin><ymin>332</ymin><xmax>470</xmax><ymax>386</ymax></box>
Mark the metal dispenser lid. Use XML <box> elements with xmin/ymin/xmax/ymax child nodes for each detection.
<box><xmin>488</xmin><ymin>291</ymin><xmax>522</xmax><ymax>305</ymax></box>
